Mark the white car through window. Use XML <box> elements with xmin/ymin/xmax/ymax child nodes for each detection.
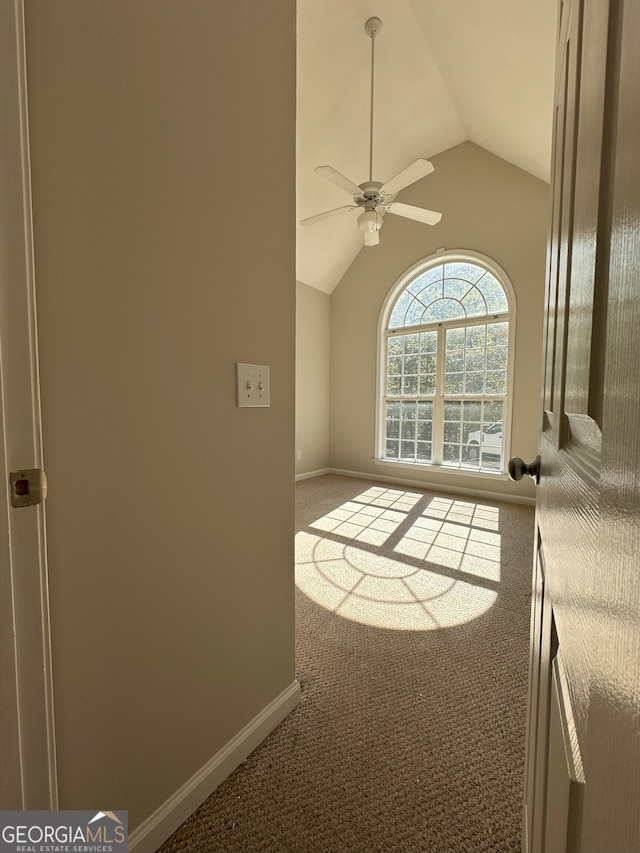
<box><xmin>466</xmin><ymin>421</ymin><xmax>502</xmax><ymax>461</ymax></box>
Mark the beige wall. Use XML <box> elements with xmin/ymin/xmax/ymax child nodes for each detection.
<box><xmin>296</xmin><ymin>281</ymin><xmax>330</xmax><ymax>475</ymax></box>
<box><xmin>24</xmin><ymin>0</ymin><xmax>295</xmax><ymax>832</ymax></box>
<box><xmin>330</xmin><ymin>142</ymin><xmax>549</xmax><ymax>501</ymax></box>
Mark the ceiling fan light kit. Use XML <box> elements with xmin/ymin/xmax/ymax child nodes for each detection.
<box><xmin>300</xmin><ymin>16</ymin><xmax>442</xmax><ymax>246</ymax></box>
<box><xmin>357</xmin><ymin>208</ymin><xmax>382</xmax><ymax>233</ymax></box>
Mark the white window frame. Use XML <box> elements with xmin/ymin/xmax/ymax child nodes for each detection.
<box><xmin>375</xmin><ymin>249</ymin><xmax>517</xmax><ymax>478</ymax></box>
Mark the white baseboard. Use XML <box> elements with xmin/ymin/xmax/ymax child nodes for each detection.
<box><xmin>295</xmin><ymin>467</ymin><xmax>331</xmax><ymax>482</ymax></box>
<box><xmin>129</xmin><ymin>680</ymin><xmax>301</xmax><ymax>853</ymax></box>
<box><xmin>328</xmin><ymin>467</ymin><xmax>536</xmax><ymax>506</ymax></box>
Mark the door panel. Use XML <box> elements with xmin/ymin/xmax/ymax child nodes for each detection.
<box><xmin>582</xmin><ymin>0</ymin><xmax>640</xmax><ymax>846</ymax></box>
<box><xmin>523</xmin><ymin>547</ymin><xmax>553</xmax><ymax>853</ymax></box>
<box><xmin>523</xmin><ymin>547</ymin><xmax>543</xmax><ymax>851</ymax></box>
<box><xmin>538</xmin><ymin>0</ymin><xmax>595</xmax><ymax>768</ymax></box>
<box><xmin>564</xmin><ymin>0</ymin><xmax>610</xmax><ymax>418</ymax></box>
<box><xmin>524</xmin><ymin>0</ymin><xmax>640</xmax><ymax>850</ymax></box>
<box><xmin>544</xmin><ymin>655</ymin><xmax>585</xmax><ymax>853</ymax></box>
<box><xmin>0</xmin><ymin>0</ymin><xmax>56</xmax><ymax>808</ymax></box>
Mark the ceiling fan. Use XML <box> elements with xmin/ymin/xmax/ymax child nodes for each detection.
<box><xmin>300</xmin><ymin>16</ymin><xmax>442</xmax><ymax>247</ymax></box>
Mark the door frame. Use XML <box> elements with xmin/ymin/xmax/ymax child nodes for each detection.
<box><xmin>0</xmin><ymin>0</ymin><xmax>57</xmax><ymax>809</ymax></box>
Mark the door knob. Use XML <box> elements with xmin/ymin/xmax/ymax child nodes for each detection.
<box><xmin>508</xmin><ymin>455</ymin><xmax>540</xmax><ymax>483</ymax></box>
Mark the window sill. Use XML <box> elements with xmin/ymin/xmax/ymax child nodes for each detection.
<box><xmin>374</xmin><ymin>457</ymin><xmax>510</xmax><ymax>480</ymax></box>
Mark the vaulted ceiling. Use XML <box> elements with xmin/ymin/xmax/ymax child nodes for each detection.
<box><xmin>297</xmin><ymin>0</ymin><xmax>558</xmax><ymax>293</ymax></box>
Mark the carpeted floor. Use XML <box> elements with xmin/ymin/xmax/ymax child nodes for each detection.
<box><xmin>158</xmin><ymin>474</ymin><xmax>535</xmax><ymax>853</ymax></box>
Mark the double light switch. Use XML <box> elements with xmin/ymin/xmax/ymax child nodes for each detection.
<box><xmin>236</xmin><ymin>363</ymin><xmax>270</xmax><ymax>407</ymax></box>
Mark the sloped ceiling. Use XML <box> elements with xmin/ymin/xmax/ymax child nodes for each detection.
<box><xmin>297</xmin><ymin>0</ymin><xmax>558</xmax><ymax>293</ymax></box>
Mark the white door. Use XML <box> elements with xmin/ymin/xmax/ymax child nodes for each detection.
<box><xmin>0</xmin><ymin>0</ymin><xmax>56</xmax><ymax>809</ymax></box>
<box><xmin>520</xmin><ymin>0</ymin><xmax>640</xmax><ymax>850</ymax></box>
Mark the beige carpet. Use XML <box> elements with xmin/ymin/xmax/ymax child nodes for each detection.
<box><xmin>158</xmin><ymin>474</ymin><xmax>534</xmax><ymax>853</ymax></box>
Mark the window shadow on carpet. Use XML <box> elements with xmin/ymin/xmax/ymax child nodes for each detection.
<box><xmin>296</xmin><ymin>486</ymin><xmax>502</xmax><ymax>631</ymax></box>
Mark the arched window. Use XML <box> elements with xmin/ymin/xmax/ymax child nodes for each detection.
<box><xmin>377</xmin><ymin>252</ymin><xmax>515</xmax><ymax>473</ymax></box>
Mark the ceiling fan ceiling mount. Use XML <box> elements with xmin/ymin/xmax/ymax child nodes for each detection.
<box><xmin>299</xmin><ymin>16</ymin><xmax>442</xmax><ymax>245</ymax></box>
<box><xmin>364</xmin><ymin>17</ymin><xmax>382</xmax><ymax>38</ymax></box>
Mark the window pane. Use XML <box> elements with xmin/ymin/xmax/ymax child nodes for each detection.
<box><xmin>404</xmin><ymin>354</ymin><xmax>418</xmax><ymax>374</ymax></box>
<box><xmin>388</xmin><ymin>335</ymin><xmax>403</xmax><ymax>355</ymax></box>
<box><xmin>388</xmin><ymin>355</ymin><xmax>402</xmax><ymax>375</ymax></box>
<box><xmin>419</xmin><ymin>375</ymin><xmax>436</xmax><ymax>396</ymax></box>
<box><xmin>463</xmin><ymin>421</ymin><xmax>481</xmax><ymax>444</ymax></box>
<box><xmin>476</xmin><ymin>273</ymin><xmax>508</xmax><ymax>313</ymax></box>
<box><xmin>443</xmin><ymin>443</ymin><xmax>461</xmax><ymax>463</ymax></box>
<box><xmin>463</xmin><ymin>401</ymin><xmax>481</xmax><ymax>421</ymax></box>
<box><xmin>405</xmin><ymin>298</ymin><xmax>427</xmax><ymax>326</ymax></box>
<box><xmin>416</xmin><ymin>442</ymin><xmax>431</xmax><ymax>461</ymax></box>
<box><xmin>445</xmin><ymin>372</ymin><xmax>463</xmax><ymax>394</ymax></box>
<box><xmin>423</xmin><ymin>297</ymin><xmax>465</xmax><ymax>323</ymax></box>
<box><xmin>446</xmin><ymin>327</ymin><xmax>465</xmax><ymax>351</ymax></box>
<box><xmin>420</xmin><ymin>331</ymin><xmax>438</xmax><ymax>353</ymax></box>
<box><xmin>461</xmin><ymin>401</ymin><xmax>504</xmax><ymax>469</ymax></box>
<box><xmin>420</xmin><ymin>352</ymin><xmax>436</xmax><ymax>374</ymax></box>
<box><xmin>385</xmin><ymin>401</ymin><xmax>400</xmax><ymax>446</ymax></box>
<box><xmin>387</xmin><ymin>375</ymin><xmax>401</xmax><ymax>395</ymax></box>
<box><xmin>401</xmin><ymin>441</ymin><xmax>415</xmax><ymax>459</ymax></box>
<box><xmin>404</xmin><ymin>334</ymin><xmax>419</xmax><ymax>354</ymax></box>
<box><xmin>485</xmin><ymin>371</ymin><xmax>506</xmax><ymax>394</ymax></box>
<box><xmin>401</xmin><ymin>420</ymin><xmax>416</xmax><ymax>439</ymax></box>
<box><xmin>446</xmin><ymin>351</ymin><xmax>464</xmax><ymax>373</ymax></box>
<box><xmin>462</xmin><ymin>288</ymin><xmax>487</xmax><ymax>317</ymax></box>
<box><xmin>417</xmin><ymin>420</ymin><xmax>432</xmax><ymax>441</ymax></box>
<box><xmin>418</xmin><ymin>401</ymin><xmax>433</xmax><ymax>420</ymax></box>
<box><xmin>445</xmin><ymin>262</ymin><xmax>486</xmax><ymax>284</ymax></box>
<box><xmin>403</xmin><ymin>375</ymin><xmax>418</xmax><ymax>395</ymax></box>
<box><xmin>464</xmin><ymin>428</ymin><xmax>482</xmax><ymax>464</ymax></box>
<box><xmin>413</xmin><ymin>281</ymin><xmax>442</xmax><ymax>308</ymax></box>
<box><xmin>465</xmin><ymin>372</ymin><xmax>485</xmax><ymax>394</ymax></box>
<box><xmin>465</xmin><ymin>348</ymin><xmax>485</xmax><ymax>373</ymax></box>
<box><xmin>484</xmin><ymin>400</ymin><xmax>503</xmax><ymax>422</ymax></box>
<box><xmin>401</xmin><ymin>401</ymin><xmax>416</xmax><ymax>419</ymax></box>
<box><xmin>487</xmin><ymin>321</ymin><xmax>509</xmax><ymax>348</ymax></box>
<box><xmin>386</xmin><ymin>440</ymin><xmax>399</xmax><ymax>459</ymax></box>
<box><xmin>444</xmin><ymin>402</ymin><xmax>461</xmax><ymax>421</ymax></box>
<box><xmin>389</xmin><ymin>291</ymin><xmax>413</xmax><ymax>328</ymax></box>
<box><xmin>479</xmin><ymin>403</ymin><xmax>504</xmax><ymax>469</ymax></box>
<box><xmin>443</xmin><ymin>277</ymin><xmax>472</xmax><ymax>301</ymax></box>
<box><xmin>486</xmin><ymin>346</ymin><xmax>508</xmax><ymax>371</ymax></box>
<box><xmin>408</xmin><ymin>265</ymin><xmax>443</xmax><ymax>294</ymax></box>
<box><xmin>443</xmin><ymin>421</ymin><xmax>460</xmax><ymax>443</ymax></box>
<box><xmin>466</xmin><ymin>326</ymin><xmax>486</xmax><ymax>348</ymax></box>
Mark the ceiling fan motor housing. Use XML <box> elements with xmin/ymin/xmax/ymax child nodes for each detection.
<box><xmin>355</xmin><ymin>180</ymin><xmax>385</xmax><ymax>206</ymax></box>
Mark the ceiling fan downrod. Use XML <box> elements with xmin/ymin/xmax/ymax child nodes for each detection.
<box><xmin>299</xmin><ymin>14</ymin><xmax>442</xmax><ymax>244</ymax></box>
<box><xmin>365</xmin><ymin>17</ymin><xmax>382</xmax><ymax>183</ymax></box>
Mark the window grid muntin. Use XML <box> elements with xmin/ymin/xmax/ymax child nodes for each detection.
<box><xmin>444</xmin><ymin>320</ymin><xmax>509</xmax><ymax>397</ymax></box>
<box><xmin>384</xmin><ymin>307</ymin><xmax>509</xmax><ymax>471</ymax></box>
<box><xmin>388</xmin><ymin>261</ymin><xmax>509</xmax><ymax>330</ymax></box>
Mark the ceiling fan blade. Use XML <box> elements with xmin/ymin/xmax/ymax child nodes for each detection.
<box><xmin>380</xmin><ymin>159</ymin><xmax>435</xmax><ymax>197</ymax></box>
<box><xmin>383</xmin><ymin>202</ymin><xmax>442</xmax><ymax>226</ymax></box>
<box><xmin>315</xmin><ymin>165</ymin><xmax>363</xmax><ymax>197</ymax></box>
<box><xmin>300</xmin><ymin>205</ymin><xmax>357</xmax><ymax>226</ymax></box>
<box><xmin>364</xmin><ymin>229</ymin><xmax>380</xmax><ymax>246</ymax></box>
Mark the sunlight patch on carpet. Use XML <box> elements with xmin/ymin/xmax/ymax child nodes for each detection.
<box><xmin>295</xmin><ymin>531</ymin><xmax>497</xmax><ymax>631</ymax></box>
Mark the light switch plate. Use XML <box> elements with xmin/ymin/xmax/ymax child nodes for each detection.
<box><xmin>236</xmin><ymin>363</ymin><xmax>270</xmax><ymax>407</ymax></box>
